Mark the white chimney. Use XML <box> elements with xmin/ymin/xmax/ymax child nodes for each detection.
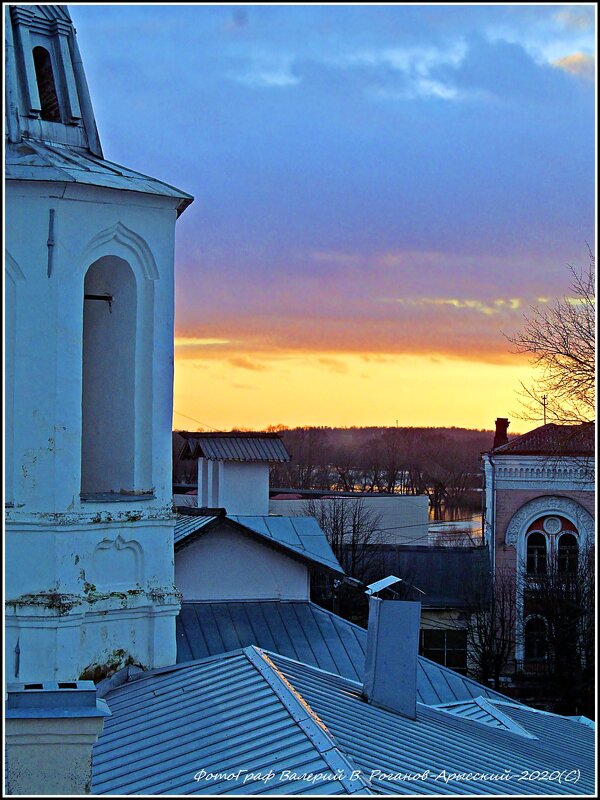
<box><xmin>198</xmin><ymin>457</ymin><xmax>270</xmax><ymax>515</ymax></box>
<box><xmin>363</xmin><ymin>596</ymin><xmax>421</xmax><ymax>719</ymax></box>
<box><xmin>5</xmin><ymin>680</ymin><xmax>110</xmax><ymax>795</ymax></box>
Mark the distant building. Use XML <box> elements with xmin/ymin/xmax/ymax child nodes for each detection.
<box><xmin>361</xmin><ymin>545</ymin><xmax>491</xmax><ymax>675</ymax></box>
<box><xmin>269</xmin><ymin>490</ymin><xmax>430</xmax><ymax>545</ymax></box>
<box><xmin>482</xmin><ymin>418</ymin><xmax>594</xmax><ymax>674</ymax></box>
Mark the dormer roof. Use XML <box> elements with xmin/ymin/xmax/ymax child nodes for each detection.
<box><xmin>179</xmin><ymin>432</ymin><xmax>291</xmax><ymax>463</ymax></box>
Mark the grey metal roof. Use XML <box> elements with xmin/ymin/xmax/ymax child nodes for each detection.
<box><xmin>92</xmin><ymin>648</ymin><xmax>367</xmax><ymax>795</ymax></box>
<box><xmin>94</xmin><ymin>647</ymin><xmax>595</xmax><ymax>795</ymax></box>
<box><xmin>271</xmin><ymin>651</ymin><xmax>596</xmax><ymax>795</ymax></box>
<box><xmin>173</xmin><ymin>514</ymin><xmax>217</xmax><ymax>546</ymax></box>
<box><xmin>228</xmin><ymin>516</ymin><xmax>343</xmax><ymax>573</ymax></box>
<box><xmin>174</xmin><ymin>513</ymin><xmax>344</xmax><ymax>574</ymax></box>
<box><xmin>176</xmin><ymin>601</ymin><xmax>513</xmax><ymax>706</ymax></box>
<box><xmin>5</xmin><ymin>140</ymin><xmax>193</xmax><ymax>215</ymax></box>
<box><xmin>362</xmin><ymin>545</ymin><xmax>490</xmax><ymax>608</ymax></box>
<box><xmin>180</xmin><ymin>432</ymin><xmax>291</xmax><ymax>462</ymax></box>
<box><xmin>436</xmin><ymin>698</ymin><xmax>536</xmax><ymax>737</ymax></box>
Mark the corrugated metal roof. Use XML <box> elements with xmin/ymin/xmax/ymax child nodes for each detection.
<box><xmin>92</xmin><ymin>648</ymin><xmax>368</xmax><ymax>795</ymax></box>
<box><xmin>94</xmin><ymin>647</ymin><xmax>594</xmax><ymax>795</ymax></box>
<box><xmin>436</xmin><ymin>698</ymin><xmax>536</xmax><ymax>738</ymax></box>
<box><xmin>271</xmin><ymin>651</ymin><xmax>596</xmax><ymax>795</ymax></box>
<box><xmin>173</xmin><ymin>514</ymin><xmax>217</xmax><ymax>546</ymax></box>
<box><xmin>6</xmin><ymin>140</ymin><xmax>193</xmax><ymax>215</ymax></box>
<box><xmin>176</xmin><ymin>600</ymin><xmax>513</xmax><ymax>707</ymax></box>
<box><xmin>228</xmin><ymin>516</ymin><xmax>343</xmax><ymax>573</ymax></box>
<box><xmin>180</xmin><ymin>433</ymin><xmax>291</xmax><ymax>462</ymax></box>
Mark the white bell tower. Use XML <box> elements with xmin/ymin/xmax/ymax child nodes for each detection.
<box><xmin>5</xmin><ymin>4</ymin><xmax>193</xmax><ymax>682</ymax></box>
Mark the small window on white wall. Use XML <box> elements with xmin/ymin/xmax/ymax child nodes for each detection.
<box><xmin>81</xmin><ymin>256</ymin><xmax>136</xmax><ymax>495</ymax></box>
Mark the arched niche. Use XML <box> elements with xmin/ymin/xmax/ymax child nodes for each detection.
<box><xmin>81</xmin><ymin>255</ymin><xmax>137</xmax><ymax>493</ymax></box>
<box><xmin>78</xmin><ymin>223</ymin><xmax>157</xmax><ymax>498</ymax></box>
<box><xmin>5</xmin><ymin>251</ymin><xmax>26</xmax><ymax>505</ymax></box>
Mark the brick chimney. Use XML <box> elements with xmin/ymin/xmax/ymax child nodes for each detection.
<box><xmin>362</xmin><ymin>596</ymin><xmax>421</xmax><ymax>719</ymax></box>
<box><xmin>5</xmin><ymin>680</ymin><xmax>110</xmax><ymax>795</ymax></box>
<box><xmin>493</xmin><ymin>417</ymin><xmax>510</xmax><ymax>449</ymax></box>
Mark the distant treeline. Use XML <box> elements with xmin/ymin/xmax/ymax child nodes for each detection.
<box><xmin>174</xmin><ymin>425</ymin><xmax>499</xmax><ymax>515</ymax></box>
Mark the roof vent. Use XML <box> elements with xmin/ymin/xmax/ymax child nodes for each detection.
<box><xmin>6</xmin><ymin>680</ymin><xmax>110</xmax><ymax>716</ymax></box>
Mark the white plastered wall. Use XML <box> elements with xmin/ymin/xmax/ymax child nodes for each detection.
<box><xmin>175</xmin><ymin>528</ymin><xmax>310</xmax><ymax>601</ymax></box>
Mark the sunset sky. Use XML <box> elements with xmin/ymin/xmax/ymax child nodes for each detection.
<box><xmin>71</xmin><ymin>4</ymin><xmax>596</xmax><ymax>430</ymax></box>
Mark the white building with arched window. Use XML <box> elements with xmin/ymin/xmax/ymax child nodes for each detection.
<box><xmin>5</xmin><ymin>4</ymin><xmax>193</xmax><ymax>682</ymax></box>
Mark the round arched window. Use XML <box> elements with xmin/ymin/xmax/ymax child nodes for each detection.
<box><xmin>557</xmin><ymin>533</ymin><xmax>578</xmax><ymax>574</ymax></box>
<box><xmin>526</xmin><ymin>531</ymin><xmax>546</xmax><ymax>575</ymax></box>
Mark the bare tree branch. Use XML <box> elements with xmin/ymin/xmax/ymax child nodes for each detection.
<box><xmin>505</xmin><ymin>251</ymin><xmax>596</xmax><ymax>424</ymax></box>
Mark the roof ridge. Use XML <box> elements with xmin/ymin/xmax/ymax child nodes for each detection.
<box><xmin>261</xmin><ymin>647</ymin><xmax>364</xmax><ymax>686</ymax></box>
<box><xmin>244</xmin><ymin>646</ymin><xmax>371</xmax><ymax>795</ymax></box>
<box><xmin>474</xmin><ymin>697</ymin><xmax>537</xmax><ymax>739</ymax></box>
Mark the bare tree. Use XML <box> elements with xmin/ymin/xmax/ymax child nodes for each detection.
<box><xmin>303</xmin><ymin>497</ymin><xmax>383</xmax><ymax>583</ymax></box>
<box><xmin>521</xmin><ymin>543</ymin><xmax>595</xmax><ymax>717</ymax></box>
<box><xmin>465</xmin><ymin>566</ymin><xmax>517</xmax><ymax>690</ymax></box>
<box><xmin>506</xmin><ymin>252</ymin><xmax>595</xmax><ymax>424</ymax></box>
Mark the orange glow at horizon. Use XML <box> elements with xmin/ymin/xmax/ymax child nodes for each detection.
<box><xmin>173</xmin><ymin>352</ymin><xmax>536</xmax><ymax>431</ymax></box>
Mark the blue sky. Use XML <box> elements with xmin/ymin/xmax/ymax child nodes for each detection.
<box><xmin>69</xmin><ymin>3</ymin><xmax>596</xmax><ymax>428</ymax></box>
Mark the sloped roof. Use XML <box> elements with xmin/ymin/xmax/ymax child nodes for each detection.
<box><xmin>176</xmin><ymin>600</ymin><xmax>513</xmax><ymax>706</ymax></box>
<box><xmin>228</xmin><ymin>515</ymin><xmax>342</xmax><ymax>572</ymax></box>
<box><xmin>436</xmin><ymin>697</ymin><xmax>536</xmax><ymax>737</ymax></box>
<box><xmin>173</xmin><ymin>514</ymin><xmax>218</xmax><ymax>546</ymax></box>
<box><xmin>92</xmin><ymin>648</ymin><xmax>366</xmax><ymax>795</ymax></box>
<box><xmin>174</xmin><ymin>513</ymin><xmax>344</xmax><ymax>574</ymax></box>
<box><xmin>93</xmin><ymin>647</ymin><xmax>595</xmax><ymax>795</ymax></box>
<box><xmin>5</xmin><ymin>140</ymin><xmax>193</xmax><ymax>216</ymax></box>
<box><xmin>179</xmin><ymin>431</ymin><xmax>291</xmax><ymax>462</ymax></box>
<box><xmin>272</xmin><ymin>651</ymin><xmax>595</xmax><ymax>795</ymax></box>
<box><xmin>362</xmin><ymin>545</ymin><xmax>490</xmax><ymax>609</ymax></box>
<box><xmin>492</xmin><ymin>422</ymin><xmax>595</xmax><ymax>456</ymax></box>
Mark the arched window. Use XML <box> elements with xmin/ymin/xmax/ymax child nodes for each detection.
<box><xmin>32</xmin><ymin>46</ymin><xmax>61</xmax><ymax>122</ymax></box>
<box><xmin>557</xmin><ymin>533</ymin><xmax>578</xmax><ymax>574</ymax></box>
<box><xmin>81</xmin><ymin>256</ymin><xmax>136</xmax><ymax>495</ymax></box>
<box><xmin>524</xmin><ymin>617</ymin><xmax>547</xmax><ymax>661</ymax></box>
<box><xmin>526</xmin><ymin>532</ymin><xmax>546</xmax><ymax>575</ymax></box>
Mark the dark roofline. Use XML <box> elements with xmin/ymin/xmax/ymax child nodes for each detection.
<box><xmin>270</xmin><ymin>487</ymin><xmax>427</xmax><ymax>498</ymax></box>
<box><xmin>488</xmin><ymin>421</ymin><xmax>595</xmax><ymax>456</ymax></box>
<box><xmin>177</xmin><ymin>431</ymin><xmax>286</xmax><ymax>440</ymax></box>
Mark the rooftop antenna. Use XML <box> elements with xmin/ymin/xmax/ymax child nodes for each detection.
<box><xmin>542</xmin><ymin>394</ymin><xmax>547</xmax><ymax>425</ymax></box>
